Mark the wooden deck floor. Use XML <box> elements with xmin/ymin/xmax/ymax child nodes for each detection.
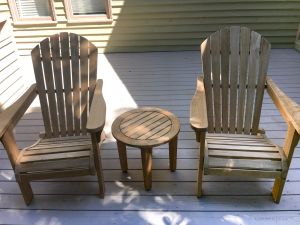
<box><xmin>1</xmin><ymin>49</ymin><xmax>300</xmax><ymax>224</ymax></box>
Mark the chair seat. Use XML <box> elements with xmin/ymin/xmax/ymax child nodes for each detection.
<box><xmin>16</xmin><ymin>135</ymin><xmax>93</xmax><ymax>173</ymax></box>
<box><xmin>204</xmin><ymin>133</ymin><xmax>286</xmax><ymax>178</ymax></box>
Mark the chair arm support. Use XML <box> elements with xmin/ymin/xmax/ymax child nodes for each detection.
<box><xmin>266</xmin><ymin>77</ymin><xmax>300</xmax><ymax>134</ymax></box>
<box><xmin>86</xmin><ymin>79</ymin><xmax>106</xmax><ymax>135</ymax></box>
<box><xmin>0</xmin><ymin>84</ymin><xmax>37</xmax><ymax>139</ymax></box>
<box><xmin>190</xmin><ymin>76</ymin><xmax>208</xmax><ymax>131</ymax></box>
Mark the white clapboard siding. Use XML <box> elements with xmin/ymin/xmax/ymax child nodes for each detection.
<box><xmin>0</xmin><ymin>19</ymin><xmax>26</xmax><ymax>111</ymax></box>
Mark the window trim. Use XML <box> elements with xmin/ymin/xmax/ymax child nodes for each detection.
<box><xmin>7</xmin><ymin>0</ymin><xmax>57</xmax><ymax>25</ymax></box>
<box><xmin>63</xmin><ymin>0</ymin><xmax>113</xmax><ymax>24</ymax></box>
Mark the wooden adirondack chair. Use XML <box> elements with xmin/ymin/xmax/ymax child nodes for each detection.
<box><xmin>295</xmin><ymin>24</ymin><xmax>300</xmax><ymax>52</ymax></box>
<box><xmin>0</xmin><ymin>31</ymin><xmax>106</xmax><ymax>205</ymax></box>
<box><xmin>190</xmin><ymin>26</ymin><xmax>300</xmax><ymax>203</ymax></box>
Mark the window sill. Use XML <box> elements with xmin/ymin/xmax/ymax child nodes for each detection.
<box><xmin>67</xmin><ymin>18</ymin><xmax>113</xmax><ymax>24</ymax></box>
<box><xmin>13</xmin><ymin>20</ymin><xmax>57</xmax><ymax>26</ymax></box>
<box><xmin>66</xmin><ymin>17</ymin><xmax>113</xmax><ymax>25</ymax></box>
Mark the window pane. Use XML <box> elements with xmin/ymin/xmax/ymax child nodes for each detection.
<box><xmin>71</xmin><ymin>0</ymin><xmax>105</xmax><ymax>15</ymax></box>
<box><xmin>15</xmin><ymin>0</ymin><xmax>50</xmax><ymax>17</ymax></box>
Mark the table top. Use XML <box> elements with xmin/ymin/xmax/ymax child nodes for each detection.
<box><xmin>111</xmin><ymin>107</ymin><xmax>180</xmax><ymax>148</ymax></box>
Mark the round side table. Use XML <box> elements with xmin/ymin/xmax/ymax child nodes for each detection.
<box><xmin>111</xmin><ymin>107</ymin><xmax>180</xmax><ymax>190</ymax></box>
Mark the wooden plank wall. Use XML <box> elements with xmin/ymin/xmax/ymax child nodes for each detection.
<box><xmin>0</xmin><ymin>0</ymin><xmax>300</xmax><ymax>54</ymax></box>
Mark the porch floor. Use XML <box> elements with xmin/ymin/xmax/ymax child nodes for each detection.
<box><xmin>1</xmin><ymin>49</ymin><xmax>300</xmax><ymax>224</ymax></box>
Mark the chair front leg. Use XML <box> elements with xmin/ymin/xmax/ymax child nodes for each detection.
<box><xmin>91</xmin><ymin>132</ymin><xmax>105</xmax><ymax>198</ymax></box>
<box><xmin>197</xmin><ymin>131</ymin><xmax>206</xmax><ymax>197</ymax></box>
<box><xmin>272</xmin><ymin>124</ymin><xmax>300</xmax><ymax>203</ymax></box>
<box><xmin>16</xmin><ymin>175</ymin><xmax>33</xmax><ymax>205</ymax></box>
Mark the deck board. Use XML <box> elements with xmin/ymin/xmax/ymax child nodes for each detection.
<box><xmin>0</xmin><ymin>49</ymin><xmax>300</xmax><ymax>224</ymax></box>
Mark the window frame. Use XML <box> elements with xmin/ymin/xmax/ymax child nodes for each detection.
<box><xmin>63</xmin><ymin>0</ymin><xmax>113</xmax><ymax>24</ymax></box>
<box><xmin>8</xmin><ymin>0</ymin><xmax>57</xmax><ymax>25</ymax></box>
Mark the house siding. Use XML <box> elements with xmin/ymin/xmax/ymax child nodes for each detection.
<box><xmin>0</xmin><ymin>0</ymin><xmax>299</xmax><ymax>55</ymax></box>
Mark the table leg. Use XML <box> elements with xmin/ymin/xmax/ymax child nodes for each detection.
<box><xmin>141</xmin><ymin>147</ymin><xmax>152</xmax><ymax>191</ymax></box>
<box><xmin>169</xmin><ymin>135</ymin><xmax>178</xmax><ymax>172</ymax></box>
<box><xmin>117</xmin><ymin>141</ymin><xmax>128</xmax><ymax>172</ymax></box>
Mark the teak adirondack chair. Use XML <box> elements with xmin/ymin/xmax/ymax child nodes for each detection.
<box><xmin>0</xmin><ymin>32</ymin><xmax>106</xmax><ymax>205</ymax></box>
<box><xmin>190</xmin><ymin>26</ymin><xmax>300</xmax><ymax>203</ymax></box>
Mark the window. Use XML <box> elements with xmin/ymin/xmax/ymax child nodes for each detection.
<box><xmin>8</xmin><ymin>0</ymin><xmax>56</xmax><ymax>25</ymax></box>
<box><xmin>63</xmin><ymin>0</ymin><xmax>112</xmax><ymax>24</ymax></box>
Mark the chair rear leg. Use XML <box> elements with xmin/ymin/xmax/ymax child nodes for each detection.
<box><xmin>272</xmin><ymin>176</ymin><xmax>286</xmax><ymax>203</ymax></box>
<box><xmin>16</xmin><ymin>175</ymin><xmax>33</xmax><ymax>205</ymax></box>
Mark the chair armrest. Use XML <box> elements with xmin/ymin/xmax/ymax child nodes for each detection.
<box><xmin>266</xmin><ymin>77</ymin><xmax>300</xmax><ymax>134</ymax></box>
<box><xmin>0</xmin><ymin>84</ymin><xmax>37</xmax><ymax>138</ymax></box>
<box><xmin>190</xmin><ymin>76</ymin><xmax>208</xmax><ymax>131</ymax></box>
<box><xmin>86</xmin><ymin>79</ymin><xmax>106</xmax><ymax>134</ymax></box>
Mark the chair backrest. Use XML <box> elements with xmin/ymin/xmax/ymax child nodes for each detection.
<box><xmin>201</xmin><ymin>26</ymin><xmax>271</xmax><ymax>134</ymax></box>
<box><xmin>31</xmin><ymin>32</ymin><xmax>98</xmax><ymax>138</ymax></box>
<box><xmin>0</xmin><ymin>19</ymin><xmax>26</xmax><ymax>112</ymax></box>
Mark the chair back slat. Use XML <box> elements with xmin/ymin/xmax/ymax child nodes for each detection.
<box><xmin>50</xmin><ymin>34</ymin><xmax>67</xmax><ymax>136</ymax></box>
<box><xmin>89</xmin><ymin>40</ymin><xmax>98</xmax><ymax>107</ymax></box>
<box><xmin>79</xmin><ymin>36</ymin><xmax>89</xmax><ymax>134</ymax></box>
<box><xmin>31</xmin><ymin>45</ymin><xmax>52</xmax><ymax>137</ymax></box>
<box><xmin>252</xmin><ymin>38</ymin><xmax>271</xmax><ymax>133</ymax></box>
<box><xmin>60</xmin><ymin>32</ymin><xmax>74</xmax><ymax>136</ymax></box>
<box><xmin>31</xmin><ymin>33</ymin><xmax>98</xmax><ymax>138</ymax></box>
<box><xmin>70</xmin><ymin>33</ymin><xmax>81</xmax><ymax>135</ymax></box>
<box><xmin>229</xmin><ymin>26</ymin><xmax>240</xmax><ymax>133</ymax></box>
<box><xmin>237</xmin><ymin>27</ymin><xmax>251</xmax><ymax>133</ymax></box>
<box><xmin>243</xmin><ymin>31</ymin><xmax>261</xmax><ymax>134</ymax></box>
<box><xmin>40</xmin><ymin>38</ymin><xmax>60</xmax><ymax>137</ymax></box>
<box><xmin>220</xmin><ymin>28</ymin><xmax>230</xmax><ymax>133</ymax></box>
<box><xmin>201</xmin><ymin>26</ymin><xmax>271</xmax><ymax>134</ymax></box>
<box><xmin>211</xmin><ymin>31</ymin><xmax>221</xmax><ymax>132</ymax></box>
<box><xmin>201</xmin><ymin>38</ymin><xmax>214</xmax><ymax>132</ymax></box>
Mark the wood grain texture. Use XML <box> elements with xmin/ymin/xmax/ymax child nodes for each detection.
<box><xmin>40</xmin><ymin>38</ymin><xmax>60</xmax><ymax>137</ymax></box>
<box><xmin>244</xmin><ymin>30</ymin><xmax>261</xmax><ymax>134</ymax></box>
<box><xmin>237</xmin><ymin>27</ymin><xmax>250</xmax><ymax>133</ymax></box>
<box><xmin>70</xmin><ymin>33</ymin><xmax>80</xmax><ymax>135</ymax></box>
<box><xmin>193</xmin><ymin>27</ymin><xmax>295</xmax><ymax>203</ymax></box>
<box><xmin>252</xmin><ymin>38</ymin><xmax>271</xmax><ymax>133</ymax></box>
<box><xmin>229</xmin><ymin>26</ymin><xmax>240</xmax><ymax>133</ymax></box>
<box><xmin>1</xmin><ymin>33</ymin><xmax>106</xmax><ymax>205</ymax></box>
<box><xmin>199</xmin><ymin>26</ymin><xmax>271</xmax><ymax>134</ymax></box>
<box><xmin>31</xmin><ymin>45</ymin><xmax>52</xmax><ymax>137</ymax></box>
<box><xmin>60</xmin><ymin>32</ymin><xmax>74</xmax><ymax>136</ymax></box>
<box><xmin>220</xmin><ymin>27</ymin><xmax>230</xmax><ymax>133</ymax></box>
<box><xmin>112</xmin><ymin>108</ymin><xmax>180</xmax><ymax>148</ymax></box>
<box><xmin>190</xmin><ymin>76</ymin><xmax>208</xmax><ymax>131</ymax></box>
<box><xmin>201</xmin><ymin>38</ymin><xmax>214</xmax><ymax>132</ymax></box>
<box><xmin>267</xmin><ymin>77</ymin><xmax>300</xmax><ymax>135</ymax></box>
<box><xmin>112</xmin><ymin>107</ymin><xmax>179</xmax><ymax>190</ymax></box>
<box><xmin>211</xmin><ymin>31</ymin><xmax>221</xmax><ymax>132</ymax></box>
<box><xmin>50</xmin><ymin>34</ymin><xmax>67</xmax><ymax>136</ymax></box>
